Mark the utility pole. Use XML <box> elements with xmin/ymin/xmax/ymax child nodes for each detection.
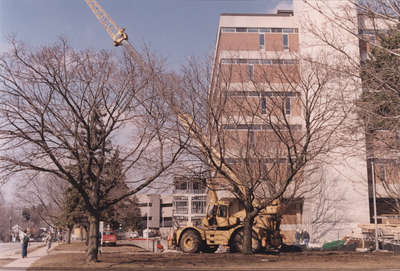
<box><xmin>9</xmin><ymin>216</ymin><xmax>12</xmax><ymax>243</ymax></box>
<box><xmin>147</xmin><ymin>197</ymin><xmax>149</xmax><ymax>251</ymax></box>
<box><xmin>371</xmin><ymin>160</ymin><xmax>379</xmax><ymax>251</ymax></box>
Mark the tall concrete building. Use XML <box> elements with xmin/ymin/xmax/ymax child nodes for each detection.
<box><xmin>210</xmin><ymin>1</ymin><xmax>371</xmax><ymax>243</ymax></box>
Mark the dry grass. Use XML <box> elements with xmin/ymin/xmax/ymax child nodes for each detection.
<box><xmin>28</xmin><ymin>242</ymin><xmax>400</xmax><ymax>270</ymax></box>
<box><xmin>53</xmin><ymin>242</ymin><xmax>87</xmax><ymax>252</ymax></box>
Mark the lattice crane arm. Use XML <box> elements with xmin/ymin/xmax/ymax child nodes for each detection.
<box><xmin>84</xmin><ymin>0</ymin><xmax>142</xmax><ymax>63</ymax></box>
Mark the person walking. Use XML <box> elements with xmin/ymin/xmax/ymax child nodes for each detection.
<box><xmin>21</xmin><ymin>230</ymin><xmax>29</xmax><ymax>258</ymax></box>
<box><xmin>97</xmin><ymin>231</ymin><xmax>102</xmax><ymax>255</ymax></box>
<box><xmin>295</xmin><ymin>228</ymin><xmax>301</xmax><ymax>245</ymax></box>
<box><xmin>45</xmin><ymin>231</ymin><xmax>52</xmax><ymax>254</ymax></box>
<box><xmin>302</xmin><ymin>229</ymin><xmax>310</xmax><ymax>248</ymax></box>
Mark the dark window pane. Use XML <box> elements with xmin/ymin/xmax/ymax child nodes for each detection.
<box><xmin>271</xmin><ymin>28</ymin><xmax>282</xmax><ymax>33</ymax></box>
<box><xmin>259</xmin><ymin>28</ymin><xmax>270</xmax><ymax>32</ymax></box>
<box><xmin>248</xmin><ymin>65</ymin><xmax>254</xmax><ymax>80</ymax></box>
<box><xmin>283</xmin><ymin>34</ymin><xmax>289</xmax><ymax>49</ymax></box>
<box><xmin>259</xmin><ymin>34</ymin><xmax>265</xmax><ymax>50</ymax></box>
<box><xmin>283</xmin><ymin>28</ymin><xmax>294</xmax><ymax>33</ymax></box>
<box><xmin>221</xmin><ymin>27</ymin><xmax>235</xmax><ymax>32</ymax></box>
<box><xmin>285</xmin><ymin>98</ymin><xmax>291</xmax><ymax>115</ymax></box>
<box><xmin>261</xmin><ymin>97</ymin><xmax>267</xmax><ymax>114</ymax></box>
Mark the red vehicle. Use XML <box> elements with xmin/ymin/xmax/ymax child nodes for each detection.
<box><xmin>102</xmin><ymin>230</ymin><xmax>117</xmax><ymax>246</ymax></box>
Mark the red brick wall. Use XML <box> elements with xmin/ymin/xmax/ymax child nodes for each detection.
<box><xmin>219</xmin><ymin>33</ymin><xmax>259</xmax><ymax>51</ymax></box>
<box><xmin>265</xmin><ymin>33</ymin><xmax>283</xmax><ymax>51</ymax></box>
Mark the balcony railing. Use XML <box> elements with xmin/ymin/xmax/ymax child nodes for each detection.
<box><xmin>173</xmin><ymin>188</ymin><xmax>206</xmax><ymax>194</ymax></box>
<box><xmin>174</xmin><ymin>207</ymin><xmax>188</xmax><ymax>214</ymax></box>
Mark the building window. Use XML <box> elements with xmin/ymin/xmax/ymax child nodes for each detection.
<box><xmin>272</xmin><ymin>28</ymin><xmax>282</xmax><ymax>33</ymax></box>
<box><xmin>248</xmin><ymin>130</ymin><xmax>255</xmax><ymax>148</ymax></box>
<box><xmin>259</xmin><ymin>28</ymin><xmax>271</xmax><ymax>33</ymax></box>
<box><xmin>175</xmin><ymin>201</ymin><xmax>188</xmax><ymax>214</ymax></box>
<box><xmin>175</xmin><ymin>180</ymin><xmax>187</xmax><ymax>191</ymax></box>
<box><xmin>192</xmin><ymin>181</ymin><xmax>205</xmax><ymax>193</ymax></box>
<box><xmin>174</xmin><ymin>196</ymin><xmax>188</xmax><ymax>214</ymax></box>
<box><xmin>221</xmin><ymin>27</ymin><xmax>297</xmax><ymax>34</ymax></box>
<box><xmin>376</xmin><ymin>164</ymin><xmax>386</xmax><ymax>183</ymax></box>
<box><xmin>192</xmin><ymin>196</ymin><xmax>206</xmax><ymax>214</ymax></box>
<box><xmin>261</xmin><ymin>97</ymin><xmax>267</xmax><ymax>114</ymax></box>
<box><xmin>221</xmin><ymin>58</ymin><xmax>298</xmax><ymax>65</ymax></box>
<box><xmin>259</xmin><ymin>34</ymin><xmax>265</xmax><ymax>50</ymax></box>
<box><xmin>283</xmin><ymin>34</ymin><xmax>289</xmax><ymax>49</ymax></box>
<box><xmin>248</xmin><ymin>65</ymin><xmax>254</xmax><ymax>80</ymax></box>
<box><xmin>282</xmin><ymin>28</ymin><xmax>294</xmax><ymax>33</ymax></box>
<box><xmin>221</xmin><ymin>27</ymin><xmax>235</xmax><ymax>32</ymax></box>
<box><xmin>285</xmin><ymin>98</ymin><xmax>291</xmax><ymax>115</ymax></box>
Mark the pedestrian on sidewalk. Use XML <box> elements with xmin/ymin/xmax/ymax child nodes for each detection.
<box><xmin>21</xmin><ymin>230</ymin><xmax>29</xmax><ymax>258</ymax></box>
<box><xmin>302</xmin><ymin>229</ymin><xmax>310</xmax><ymax>248</ymax></box>
<box><xmin>97</xmin><ymin>231</ymin><xmax>102</xmax><ymax>255</ymax></box>
<box><xmin>45</xmin><ymin>231</ymin><xmax>52</xmax><ymax>254</ymax></box>
<box><xmin>295</xmin><ymin>228</ymin><xmax>301</xmax><ymax>245</ymax></box>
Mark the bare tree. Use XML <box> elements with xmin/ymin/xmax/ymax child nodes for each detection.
<box><xmin>163</xmin><ymin>51</ymin><xmax>348</xmax><ymax>253</ymax></box>
<box><xmin>0</xmin><ymin>39</ymin><xmax>184</xmax><ymax>262</ymax></box>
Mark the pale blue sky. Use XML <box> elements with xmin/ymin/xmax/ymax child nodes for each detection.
<box><xmin>0</xmin><ymin>0</ymin><xmax>292</xmax><ymax>71</ymax></box>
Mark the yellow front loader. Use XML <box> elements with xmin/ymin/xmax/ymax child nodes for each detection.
<box><xmin>169</xmin><ymin>196</ymin><xmax>281</xmax><ymax>253</ymax></box>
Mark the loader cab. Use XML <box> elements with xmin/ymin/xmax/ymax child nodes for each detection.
<box><xmin>203</xmin><ymin>202</ymin><xmax>239</xmax><ymax>229</ymax></box>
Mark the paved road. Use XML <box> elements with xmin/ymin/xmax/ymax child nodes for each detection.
<box><xmin>0</xmin><ymin>244</ymin><xmax>47</xmax><ymax>271</ymax></box>
<box><xmin>0</xmin><ymin>242</ymin><xmax>42</xmax><ymax>259</ymax></box>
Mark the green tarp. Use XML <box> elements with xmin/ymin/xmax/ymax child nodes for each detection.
<box><xmin>322</xmin><ymin>240</ymin><xmax>345</xmax><ymax>250</ymax></box>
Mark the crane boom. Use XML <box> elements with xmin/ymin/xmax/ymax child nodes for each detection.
<box><xmin>84</xmin><ymin>0</ymin><xmax>142</xmax><ymax>63</ymax></box>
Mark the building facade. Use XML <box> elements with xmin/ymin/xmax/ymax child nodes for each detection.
<box><xmin>172</xmin><ymin>177</ymin><xmax>207</xmax><ymax>227</ymax></box>
<box><xmin>210</xmin><ymin>1</ymin><xmax>371</xmax><ymax>244</ymax></box>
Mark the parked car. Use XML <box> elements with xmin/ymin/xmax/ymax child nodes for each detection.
<box><xmin>102</xmin><ymin>230</ymin><xmax>117</xmax><ymax>246</ymax></box>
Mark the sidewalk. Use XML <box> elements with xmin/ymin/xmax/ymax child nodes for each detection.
<box><xmin>0</xmin><ymin>244</ymin><xmax>55</xmax><ymax>271</ymax></box>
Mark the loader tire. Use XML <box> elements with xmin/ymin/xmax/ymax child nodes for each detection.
<box><xmin>230</xmin><ymin>229</ymin><xmax>261</xmax><ymax>253</ymax></box>
<box><xmin>179</xmin><ymin>230</ymin><xmax>201</xmax><ymax>253</ymax></box>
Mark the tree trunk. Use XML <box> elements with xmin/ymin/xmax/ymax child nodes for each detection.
<box><xmin>242</xmin><ymin>215</ymin><xmax>254</xmax><ymax>255</ymax></box>
<box><xmin>80</xmin><ymin>225</ymin><xmax>84</xmax><ymax>241</ymax></box>
<box><xmin>85</xmin><ymin>225</ymin><xmax>89</xmax><ymax>246</ymax></box>
<box><xmin>86</xmin><ymin>214</ymin><xmax>100</xmax><ymax>263</ymax></box>
<box><xmin>67</xmin><ymin>225</ymin><xmax>73</xmax><ymax>244</ymax></box>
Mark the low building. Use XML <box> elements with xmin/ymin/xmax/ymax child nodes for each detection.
<box><xmin>172</xmin><ymin>177</ymin><xmax>207</xmax><ymax>227</ymax></box>
<box><xmin>136</xmin><ymin>176</ymin><xmax>207</xmax><ymax>237</ymax></box>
